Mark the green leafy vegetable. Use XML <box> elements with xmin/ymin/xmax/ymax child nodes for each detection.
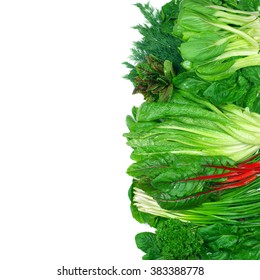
<box><xmin>172</xmin><ymin>66</ymin><xmax>260</xmax><ymax>113</ymax></box>
<box><xmin>198</xmin><ymin>223</ymin><xmax>260</xmax><ymax>260</ymax></box>
<box><xmin>132</xmin><ymin>175</ymin><xmax>260</xmax><ymax>226</ymax></box>
<box><xmin>125</xmin><ymin>55</ymin><xmax>175</xmax><ymax>102</ymax></box>
<box><xmin>125</xmin><ymin>91</ymin><xmax>260</xmax><ymax>162</ymax></box>
<box><xmin>172</xmin><ymin>0</ymin><xmax>260</xmax><ymax>81</ymax></box>
<box><xmin>135</xmin><ymin>219</ymin><xmax>260</xmax><ymax>260</ymax></box>
<box><xmin>135</xmin><ymin>219</ymin><xmax>203</xmax><ymax>260</ymax></box>
<box><xmin>123</xmin><ymin>0</ymin><xmax>260</xmax><ymax>261</ymax></box>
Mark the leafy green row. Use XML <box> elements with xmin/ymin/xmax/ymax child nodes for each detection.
<box><xmin>131</xmin><ymin>175</ymin><xmax>260</xmax><ymax>227</ymax></box>
<box><xmin>124</xmin><ymin>90</ymin><xmax>260</xmax><ymax>162</ymax></box>
<box><xmin>136</xmin><ymin>219</ymin><xmax>260</xmax><ymax>260</ymax></box>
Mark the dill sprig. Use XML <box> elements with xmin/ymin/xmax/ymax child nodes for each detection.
<box><xmin>124</xmin><ymin>2</ymin><xmax>183</xmax><ymax>78</ymax></box>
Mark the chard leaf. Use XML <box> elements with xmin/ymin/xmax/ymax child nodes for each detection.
<box><xmin>136</xmin><ymin>101</ymin><xmax>226</xmax><ymax>122</ymax></box>
<box><xmin>127</xmin><ymin>154</ymin><xmax>174</xmax><ymax>179</ymax></box>
<box><xmin>156</xmin><ymin>190</ymin><xmax>212</xmax><ymax>210</ymax></box>
<box><xmin>128</xmin><ymin>153</ymin><xmax>233</xmax><ymax>182</ymax></box>
<box><xmin>152</xmin><ymin>177</ymin><xmax>206</xmax><ymax>199</ymax></box>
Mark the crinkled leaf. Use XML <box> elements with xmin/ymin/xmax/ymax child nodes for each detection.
<box><xmin>231</xmin><ymin>245</ymin><xmax>260</xmax><ymax>260</ymax></box>
<box><xmin>243</xmin><ymin>86</ymin><xmax>260</xmax><ymax>113</ymax></box>
<box><xmin>136</xmin><ymin>101</ymin><xmax>226</xmax><ymax>122</ymax></box>
<box><xmin>203</xmin><ymin>73</ymin><xmax>249</xmax><ymax>105</ymax></box>
<box><xmin>160</xmin><ymin>0</ymin><xmax>181</xmax><ymax>34</ymax></box>
<box><xmin>207</xmin><ymin>235</ymin><xmax>239</xmax><ymax>251</ymax></box>
<box><xmin>241</xmin><ymin>66</ymin><xmax>260</xmax><ymax>85</ymax></box>
<box><xmin>172</xmin><ymin>72</ymin><xmax>210</xmax><ymax>94</ymax></box>
<box><xmin>238</xmin><ymin>0</ymin><xmax>260</xmax><ymax>11</ymax></box>
<box><xmin>197</xmin><ymin>223</ymin><xmax>238</xmax><ymax>242</ymax></box>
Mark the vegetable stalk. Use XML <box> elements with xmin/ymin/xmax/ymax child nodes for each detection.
<box><xmin>173</xmin><ymin>0</ymin><xmax>260</xmax><ymax>81</ymax></box>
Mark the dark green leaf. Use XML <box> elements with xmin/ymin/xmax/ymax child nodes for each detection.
<box><xmin>203</xmin><ymin>73</ymin><xmax>249</xmax><ymax>105</ymax></box>
<box><xmin>238</xmin><ymin>0</ymin><xmax>260</xmax><ymax>11</ymax></box>
<box><xmin>241</xmin><ymin>66</ymin><xmax>260</xmax><ymax>85</ymax></box>
<box><xmin>207</xmin><ymin>235</ymin><xmax>239</xmax><ymax>250</ymax></box>
<box><xmin>172</xmin><ymin>71</ymin><xmax>210</xmax><ymax>94</ymax></box>
<box><xmin>135</xmin><ymin>232</ymin><xmax>157</xmax><ymax>252</ymax></box>
<box><xmin>160</xmin><ymin>0</ymin><xmax>181</xmax><ymax>34</ymax></box>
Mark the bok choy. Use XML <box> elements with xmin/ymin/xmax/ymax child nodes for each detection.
<box><xmin>173</xmin><ymin>0</ymin><xmax>260</xmax><ymax>81</ymax></box>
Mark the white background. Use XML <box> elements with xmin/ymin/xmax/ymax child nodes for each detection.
<box><xmin>0</xmin><ymin>0</ymin><xmax>258</xmax><ymax>279</ymax></box>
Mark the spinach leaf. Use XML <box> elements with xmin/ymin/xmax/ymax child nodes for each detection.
<box><xmin>172</xmin><ymin>72</ymin><xmax>210</xmax><ymax>94</ymax></box>
<box><xmin>242</xmin><ymin>66</ymin><xmax>260</xmax><ymax>85</ymax></box>
<box><xmin>135</xmin><ymin>232</ymin><xmax>161</xmax><ymax>260</ymax></box>
<box><xmin>231</xmin><ymin>245</ymin><xmax>260</xmax><ymax>260</ymax></box>
<box><xmin>238</xmin><ymin>0</ymin><xmax>260</xmax><ymax>11</ymax></box>
<box><xmin>160</xmin><ymin>0</ymin><xmax>181</xmax><ymax>34</ymax></box>
<box><xmin>172</xmin><ymin>67</ymin><xmax>260</xmax><ymax>113</ymax></box>
<box><xmin>198</xmin><ymin>224</ymin><xmax>260</xmax><ymax>260</ymax></box>
<box><xmin>242</xmin><ymin>86</ymin><xmax>260</xmax><ymax>113</ymax></box>
<box><xmin>203</xmin><ymin>73</ymin><xmax>249</xmax><ymax>105</ymax></box>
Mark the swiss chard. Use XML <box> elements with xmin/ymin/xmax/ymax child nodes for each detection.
<box><xmin>125</xmin><ymin>91</ymin><xmax>260</xmax><ymax>162</ymax></box>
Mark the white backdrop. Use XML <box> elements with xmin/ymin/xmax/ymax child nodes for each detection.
<box><xmin>0</xmin><ymin>1</ymin><xmax>258</xmax><ymax>279</ymax></box>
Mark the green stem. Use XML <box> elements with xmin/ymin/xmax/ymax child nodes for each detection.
<box><xmin>212</xmin><ymin>22</ymin><xmax>259</xmax><ymax>48</ymax></box>
<box><xmin>209</xmin><ymin>5</ymin><xmax>259</xmax><ymax>16</ymax></box>
<box><xmin>232</xmin><ymin>54</ymin><xmax>260</xmax><ymax>70</ymax></box>
<box><xmin>215</xmin><ymin>49</ymin><xmax>258</xmax><ymax>60</ymax></box>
